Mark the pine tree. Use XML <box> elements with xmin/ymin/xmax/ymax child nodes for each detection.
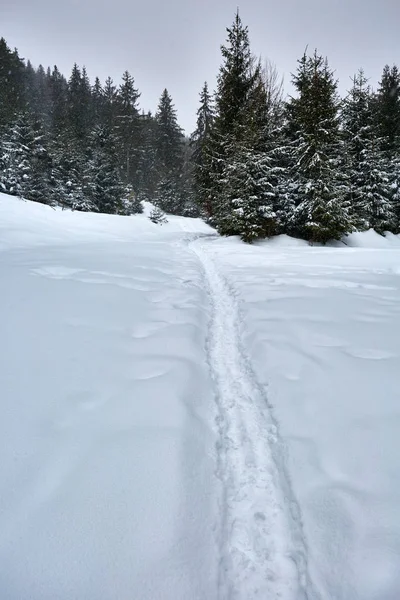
<box><xmin>0</xmin><ymin>112</ymin><xmax>52</xmax><ymax>204</ymax></box>
<box><xmin>287</xmin><ymin>51</ymin><xmax>352</xmax><ymax>243</ymax></box>
<box><xmin>214</xmin><ymin>11</ymin><xmax>255</xmax><ymax>141</ymax></box>
<box><xmin>342</xmin><ymin>70</ymin><xmax>397</xmax><ymax>232</ymax></box>
<box><xmin>88</xmin><ymin>126</ymin><xmax>125</xmax><ymax>214</ymax></box>
<box><xmin>50</xmin><ymin>130</ymin><xmax>88</xmax><ymax>209</ymax></box>
<box><xmin>0</xmin><ymin>38</ymin><xmax>26</xmax><ymax>128</ymax></box>
<box><xmin>92</xmin><ymin>77</ymin><xmax>105</xmax><ymax>126</ymax></box>
<box><xmin>207</xmin><ymin>12</ymin><xmax>267</xmax><ymax>234</ymax></box>
<box><xmin>155</xmin><ymin>88</ymin><xmax>184</xmax><ymax>180</ymax></box>
<box><xmin>49</xmin><ymin>65</ymin><xmax>68</xmax><ymax>135</ymax></box>
<box><xmin>67</xmin><ymin>64</ymin><xmax>91</xmax><ymax>141</ymax></box>
<box><xmin>24</xmin><ymin>63</ymin><xmax>52</xmax><ymax>129</ymax></box>
<box><xmin>102</xmin><ymin>77</ymin><xmax>118</xmax><ymax>129</ymax></box>
<box><xmin>149</xmin><ymin>206</ymin><xmax>168</xmax><ymax>224</ymax></box>
<box><xmin>115</xmin><ymin>71</ymin><xmax>141</xmax><ymax>184</ymax></box>
<box><xmin>220</xmin><ymin>148</ymin><xmax>277</xmax><ymax>241</ymax></box>
<box><xmin>190</xmin><ymin>82</ymin><xmax>214</xmax><ymax>216</ymax></box>
<box><xmin>373</xmin><ymin>64</ymin><xmax>400</xmax><ymax>231</ymax></box>
<box><xmin>153</xmin><ymin>176</ymin><xmax>182</xmax><ymax>214</ymax></box>
<box><xmin>374</xmin><ymin>65</ymin><xmax>400</xmax><ymax>156</ymax></box>
<box><xmin>136</xmin><ymin>111</ymin><xmax>159</xmax><ymax>202</ymax></box>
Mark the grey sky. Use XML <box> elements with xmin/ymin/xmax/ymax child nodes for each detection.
<box><xmin>2</xmin><ymin>0</ymin><xmax>400</xmax><ymax>133</ymax></box>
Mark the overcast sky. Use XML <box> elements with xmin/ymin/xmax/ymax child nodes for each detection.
<box><xmin>2</xmin><ymin>0</ymin><xmax>399</xmax><ymax>133</ymax></box>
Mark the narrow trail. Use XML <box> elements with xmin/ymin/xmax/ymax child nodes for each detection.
<box><xmin>190</xmin><ymin>236</ymin><xmax>313</xmax><ymax>600</ymax></box>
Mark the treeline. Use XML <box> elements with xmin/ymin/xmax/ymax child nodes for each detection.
<box><xmin>191</xmin><ymin>13</ymin><xmax>400</xmax><ymax>242</ymax></box>
<box><xmin>0</xmin><ymin>38</ymin><xmax>191</xmax><ymax>215</ymax></box>
<box><xmin>1</xmin><ymin>12</ymin><xmax>400</xmax><ymax>242</ymax></box>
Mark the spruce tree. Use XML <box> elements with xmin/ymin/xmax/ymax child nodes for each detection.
<box><xmin>374</xmin><ymin>65</ymin><xmax>400</xmax><ymax>231</ymax></box>
<box><xmin>287</xmin><ymin>51</ymin><xmax>352</xmax><ymax>243</ymax></box>
<box><xmin>209</xmin><ymin>11</ymin><xmax>261</xmax><ymax>233</ymax></box>
<box><xmin>88</xmin><ymin>126</ymin><xmax>125</xmax><ymax>214</ymax></box>
<box><xmin>67</xmin><ymin>64</ymin><xmax>91</xmax><ymax>141</ymax></box>
<box><xmin>154</xmin><ymin>176</ymin><xmax>182</xmax><ymax>214</ymax></box>
<box><xmin>102</xmin><ymin>77</ymin><xmax>118</xmax><ymax>129</ymax></box>
<box><xmin>374</xmin><ymin>65</ymin><xmax>400</xmax><ymax>156</ymax></box>
<box><xmin>155</xmin><ymin>88</ymin><xmax>184</xmax><ymax>179</ymax></box>
<box><xmin>50</xmin><ymin>129</ymin><xmax>88</xmax><ymax>209</ymax></box>
<box><xmin>49</xmin><ymin>66</ymin><xmax>68</xmax><ymax>135</ymax></box>
<box><xmin>220</xmin><ymin>148</ymin><xmax>277</xmax><ymax>241</ymax></box>
<box><xmin>0</xmin><ymin>38</ymin><xmax>26</xmax><ymax>129</ymax></box>
<box><xmin>342</xmin><ymin>70</ymin><xmax>397</xmax><ymax>232</ymax></box>
<box><xmin>92</xmin><ymin>77</ymin><xmax>105</xmax><ymax>126</ymax></box>
<box><xmin>190</xmin><ymin>82</ymin><xmax>214</xmax><ymax>216</ymax></box>
<box><xmin>136</xmin><ymin>111</ymin><xmax>159</xmax><ymax>202</ymax></box>
<box><xmin>0</xmin><ymin>112</ymin><xmax>52</xmax><ymax>204</ymax></box>
<box><xmin>115</xmin><ymin>71</ymin><xmax>141</xmax><ymax>184</ymax></box>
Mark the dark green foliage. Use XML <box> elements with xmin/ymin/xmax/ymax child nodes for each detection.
<box><xmin>219</xmin><ymin>149</ymin><xmax>277</xmax><ymax>242</ymax></box>
<box><xmin>190</xmin><ymin>82</ymin><xmax>214</xmax><ymax>216</ymax></box>
<box><xmin>0</xmin><ymin>28</ymin><xmax>400</xmax><ymax>238</ymax></box>
<box><xmin>0</xmin><ymin>112</ymin><xmax>52</xmax><ymax>204</ymax></box>
<box><xmin>149</xmin><ymin>206</ymin><xmax>168</xmax><ymax>224</ymax></box>
<box><xmin>115</xmin><ymin>71</ymin><xmax>141</xmax><ymax>184</ymax></box>
<box><xmin>154</xmin><ymin>176</ymin><xmax>182</xmax><ymax>215</ymax></box>
<box><xmin>205</xmin><ymin>11</ymin><xmax>272</xmax><ymax>237</ymax></box>
<box><xmin>155</xmin><ymin>89</ymin><xmax>184</xmax><ymax>179</ymax></box>
<box><xmin>342</xmin><ymin>70</ymin><xmax>397</xmax><ymax>233</ymax></box>
<box><xmin>88</xmin><ymin>126</ymin><xmax>125</xmax><ymax>214</ymax></box>
<box><xmin>67</xmin><ymin>64</ymin><xmax>92</xmax><ymax>142</ymax></box>
<box><xmin>374</xmin><ymin>65</ymin><xmax>400</xmax><ymax>156</ymax></box>
<box><xmin>0</xmin><ymin>38</ymin><xmax>26</xmax><ymax>128</ymax></box>
<box><xmin>136</xmin><ymin>111</ymin><xmax>159</xmax><ymax>201</ymax></box>
<box><xmin>214</xmin><ymin>12</ymin><xmax>255</xmax><ymax>141</ymax></box>
<box><xmin>286</xmin><ymin>51</ymin><xmax>352</xmax><ymax>242</ymax></box>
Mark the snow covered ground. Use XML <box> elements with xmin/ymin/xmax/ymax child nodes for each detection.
<box><xmin>1</xmin><ymin>193</ymin><xmax>400</xmax><ymax>599</ymax></box>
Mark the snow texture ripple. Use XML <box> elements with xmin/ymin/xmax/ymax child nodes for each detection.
<box><xmin>190</xmin><ymin>237</ymin><xmax>313</xmax><ymax>600</ymax></box>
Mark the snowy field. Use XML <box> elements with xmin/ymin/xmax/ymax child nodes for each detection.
<box><xmin>1</xmin><ymin>193</ymin><xmax>400</xmax><ymax>600</ymax></box>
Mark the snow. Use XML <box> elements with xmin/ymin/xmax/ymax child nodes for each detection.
<box><xmin>0</xmin><ymin>195</ymin><xmax>217</xmax><ymax>600</ymax></box>
<box><xmin>1</xmin><ymin>193</ymin><xmax>400</xmax><ymax>599</ymax></box>
<box><xmin>206</xmin><ymin>234</ymin><xmax>400</xmax><ymax>600</ymax></box>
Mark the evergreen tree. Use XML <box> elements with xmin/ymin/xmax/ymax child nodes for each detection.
<box><xmin>136</xmin><ymin>111</ymin><xmax>159</xmax><ymax>201</ymax></box>
<box><xmin>102</xmin><ymin>76</ymin><xmax>118</xmax><ymax>128</ymax></box>
<box><xmin>214</xmin><ymin>11</ymin><xmax>255</xmax><ymax>141</ymax></box>
<box><xmin>67</xmin><ymin>64</ymin><xmax>91</xmax><ymax>141</ymax></box>
<box><xmin>115</xmin><ymin>71</ymin><xmax>141</xmax><ymax>184</ymax></box>
<box><xmin>0</xmin><ymin>112</ymin><xmax>52</xmax><ymax>204</ymax></box>
<box><xmin>342</xmin><ymin>70</ymin><xmax>397</xmax><ymax>232</ymax></box>
<box><xmin>374</xmin><ymin>64</ymin><xmax>400</xmax><ymax>230</ymax></box>
<box><xmin>220</xmin><ymin>148</ymin><xmax>277</xmax><ymax>241</ymax></box>
<box><xmin>374</xmin><ymin>65</ymin><xmax>400</xmax><ymax>156</ymax></box>
<box><xmin>153</xmin><ymin>176</ymin><xmax>182</xmax><ymax>214</ymax></box>
<box><xmin>49</xmin><ymin>65</ymin><xmax>68</xmax><ymax>135</ymax></box>
<box><xmin>357</xmin><ymin>144</ymin><xmax>396</xmax><ymax>233</ymax></box>
<box><xmin>0</xmin><ymin>38</ymin><xmax>26</xmax><ymax>128</ymax></box>
<box><xmin>287</xmin><ymin>51</ymin><xmax>352</xmax><ymax>242</ymax></box>
<box><xmin>24</xmin><ymin>63</ymin><xmax>52</xmax><ymax>128</ymax></box>
<box><xmin>50</xmin><ymin>130</ymin><xmax>88</xmax><ymax>209</ymax></box>
<box><xmin>155</xmin><ymin>88</ymin><xmax>184</xmax><ymax>180</ymax></box>
<box><xmin>190</xmin><ymin>82</ymin><xmax>214</xmax><ymax>215</ymax></box>
<box><xmin>207</xmin><ymin>12</ymin><xmax>266</xmax><ymax>235</ymax></box>
<box><xmin>180</xmin><ymin>136</ymin><xmax>200</xmax><ymax>217</ymax></box>
<box><xmin>149</xmin><ymin>206</ymin><xmax>168</xmax><ymax>224</ymax></box>
<box><xmin>92</xmin><ymin>76</ymin><xmax>105</xmax><ymax>126</ymax></box>
<box><xmin>88</xmin><ymin>126</ymin><xmax>125</xmax><ymax>214</ymax></box>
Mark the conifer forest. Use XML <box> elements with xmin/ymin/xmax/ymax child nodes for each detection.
<box><xmin>1</xmin><ymin>12</ymin><xmax>400</xmax><ymax>243</ymax></box>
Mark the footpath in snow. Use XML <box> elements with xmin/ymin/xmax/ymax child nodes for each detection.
<box><xmin>191</xmin><ymin>238</ymin><xmax>309</xmax><ymax>599</ymax></box>
<box><xmin>1</xmin><ymin>193</ymin><xmax>400</xmax><ymax>600</ymax></box>
<box><xmin>206</xmin><ymin>232</ymin><xmax>400</xmax><ymax>600</ymax></box>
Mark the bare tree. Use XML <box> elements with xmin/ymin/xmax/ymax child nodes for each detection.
<box><xmin>262</xmin><ymin>58</ymin><xmax>284</xmax><ymax>127</ymax></box>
